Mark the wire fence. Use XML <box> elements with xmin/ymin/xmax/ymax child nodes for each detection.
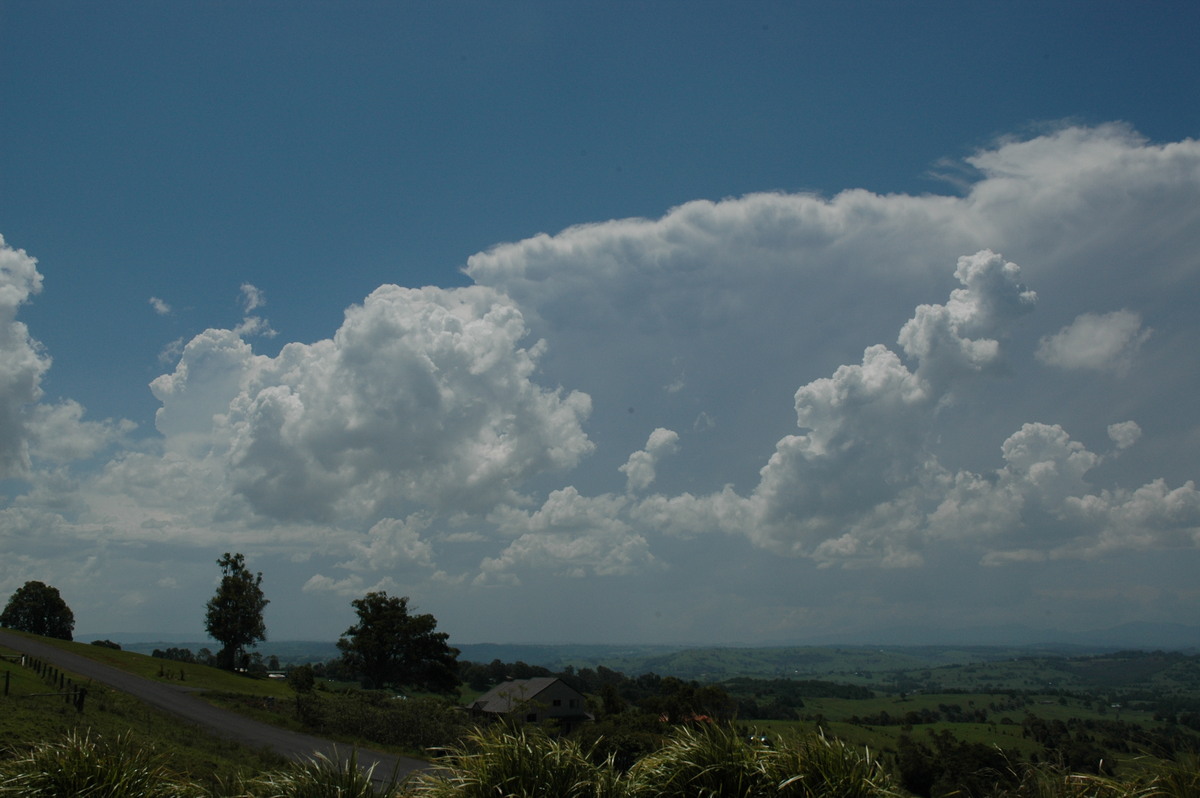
<box><xmin>1</xmin><ymin>651</ymin><xmax>88</xmax><ymax>711</ymax></box>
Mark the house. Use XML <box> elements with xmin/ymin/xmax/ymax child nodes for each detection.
<box><xmin>469</xmin><ymin>677</ymin><xmax>592</xmax><ymax>732</ymax></box>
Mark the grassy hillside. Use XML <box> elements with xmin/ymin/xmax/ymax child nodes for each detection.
<box><xmin>0</xmin><ymin>634</ymin><xmax>289</xmax><ymax>783</ymax></box>
<box><xmin>11</xmin><ymin>633</ymin><xmax>296</xmax><ymax>696</ymax></box>
<box><xmin>2</xmin><ymin>630</ymin><xmax>467</xmax><ymax>766</ymax></box>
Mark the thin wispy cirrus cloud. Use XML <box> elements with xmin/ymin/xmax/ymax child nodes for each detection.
<box><xmin>1</xmin><ymin>5</ymin><xmax>1198</xmax><ymax>646</ymax></box>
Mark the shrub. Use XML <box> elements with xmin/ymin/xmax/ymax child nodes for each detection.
<box><xmin>298</xmin><ymin>692</ymin><xmax>467</xmax><ymax>752</ymax></box>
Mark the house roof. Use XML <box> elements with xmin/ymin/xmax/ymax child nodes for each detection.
<box><xmin>470</xmin><ymin>677</ymin><xmax>577</xmax><ymax>714</ymax></box>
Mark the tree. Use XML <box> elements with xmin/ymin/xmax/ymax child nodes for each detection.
<box><xmin>337</xmin><ymin>591</ymin><xmax>459</xmax><ymax>693</ymax></box>
<box><xmin>0</xmin><ymin>581</ymin><xmax>75</xmax><ymax>640</ymax></box>
<box><xmin>287</xmin><ymin>664</ymin><xmax>315</xmax><ymax>695</ymax></box>
<box><xmin>287</xmin><ymin>664</ymin><xmax>316</xmax><ymax>719</ymax></box>
<box><xmin>204</xmin><ymin>552</ymin><xmax>268</xmax><ymax>670</ymax></box>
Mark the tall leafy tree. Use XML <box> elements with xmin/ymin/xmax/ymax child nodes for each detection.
<box><xmin>337</xmin><ymin>591</ymin><xmax>459</xmax><ymax>692</ymax></box>
<box><xmin>0</xmin><ymin>581</ymin><xmax>75</xmax><ymax>640</ymax></box>
<box><xmin>204</xmin><ymin>552</ymin><xmax>268</xmax><ymax>670</ymax></box>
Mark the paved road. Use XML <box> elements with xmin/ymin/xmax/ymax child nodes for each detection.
<box><xmin>0</xmin><ymin>630</ymin><xmax>428</xmax><ymax>782</ymax></box>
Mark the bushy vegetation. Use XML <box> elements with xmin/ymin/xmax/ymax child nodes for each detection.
<box><xmin>4</xmin><ymin>724</ymin><xmax>1197</xmax><ymax>798</ymax></box>
<box><xmin>294</xmin><ymin>692</ymin><xmax>469</xmax><ymax>752</ymax></box>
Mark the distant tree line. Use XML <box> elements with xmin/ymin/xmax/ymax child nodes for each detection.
<box><xmin>151</xmin><ymin>646</ymin><xmax>282</xmax><ymax>673</ymax></box>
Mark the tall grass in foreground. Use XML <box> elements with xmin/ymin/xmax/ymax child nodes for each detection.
<box><xmin>408</xmin><ymin>725</ymin><xmax>623</xmax><ymax>798</ymax></box>
<box><xmin>407</xmin><ymin>723</ymin><xmax>900</xmax><ymax>798</ymax></box>
<box><xmin>0</xmin><ymin>729</ymin><xmax>198</xmax><ymax>797</ymax></box>
<box><xmin>1151</xmin><ymin>753</ymin><xmax>1200</xmax><ymax>798</ymax></box>
<box><xmin>3</xmin><ymin>726</ymin><xmax>1197</xmax><ymax>798</ymax></box>
<box><xmin>241</xmin><ymin>750</ymin><xmax>403</xmax><ymax>798</ymax></box>
<box><xmin>989</xmin><ymin>755</ymin><xmax>1200</xmax><ymax>798</ymax></box>
<box><xmin>0</xmin><ymin>733</ymin><xmax>403</xmax><ymax>798</ymax></box>
<box><xmin>623</xmin><ymin>724</ymin><xmax>900</xmax><ymax>798</ymax></box>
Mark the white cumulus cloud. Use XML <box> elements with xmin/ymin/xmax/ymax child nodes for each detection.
<box><xmin>1036</xmin><ymin>310</ymin><xmax>1151</xmax><ymax>375</ymax></box>
<box><xmin>0</xmin><ymin>237</ymin><xmax>132</xmax><ymax>479</ymax></box>
<box><xmin>1108</xmin><ymin>421</ymin><xmax>1142</xmax><ymax>450</ymax></box>
<box><xmin>0</xmin><ymin>236</ymin><xmax>49</xmax><ymax>477</ymax></box>
<box><xmin>619</xmin><ymin>427</ymin><xmax>680</xmax><ymax>493</ymax></box>
<box><xmin>480</xmin><ymin>487</ymin><xmax>656</xmax><ymax>583</ymax></box>
<box><xmin>143</xmin><ymin>284</ymin><xmax>594</xmax><ymax>530</ymax></box>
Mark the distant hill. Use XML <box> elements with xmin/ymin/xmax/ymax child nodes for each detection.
<box><xmin>797</xmin><ymin>621</ymin><xmax>1200</xmax><ymax>650</ymax></box>
<box><xmin>452</xmin><ymin>642</ymin><xmax>685</xmax><ymax>668</ymax></box>
<box><xmin>81</xmin><ymin>621</ymin><xmax>1200</xmax><ymax>678</ymax></box>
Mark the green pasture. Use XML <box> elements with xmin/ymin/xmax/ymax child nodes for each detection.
<box><xmin>1</xmin><ymin>633</ymin><xmax>456</xmax><ymax>764</ymax></box>
<box><xmin>0</xmin><ymin>642</ymin><xmax>287</xmax><ymax>783</ymax></box>
<box><xmin>2</xmin><ymin>631</ymin><xmax>293</xmax><ymax>698</ymax></box>
<box><xmin>733</xmin><ymin>686</ymin><xmax>1191</xmax><ymax>776</ymax></box>
<box><xmin>870</xmin><ymin>652</ymin><xmax>1200</xmax><ymax>695</ymax></box>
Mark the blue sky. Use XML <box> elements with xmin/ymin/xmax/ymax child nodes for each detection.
<box><xmin>2</xmin><ymin>2</ymin><xmax>1199</xmax><ymax>646</ymax></box>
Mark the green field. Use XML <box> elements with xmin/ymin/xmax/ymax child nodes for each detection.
<box><xmin>0</xmin><ymin>636</ymin><xmax>289</xmax><ymax>784</ymax></box>
<box><xmin>6</xmin><ymin>632</ymin><xmax>1200</xmax><ymax>788</ymax></box>
<box><xmin>1</xmin><ymin>631</ymin><xmax>467</xmax><ymax>771</ymax></box>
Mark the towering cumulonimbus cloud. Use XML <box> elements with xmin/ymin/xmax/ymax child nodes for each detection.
<box><xmin>738</xmin><ymin>250</ymin><xmax>1036</xmax><ymax>563</ymax></box>
<box><xmin>3</xmin><ymin>123</ymin><xmax>1199</xmax><ymax>642</ymax></box>
<box><xmin>631</xmin><ymin>244</ymin><xmax>1199</xmax><ymax>570</ymax></box>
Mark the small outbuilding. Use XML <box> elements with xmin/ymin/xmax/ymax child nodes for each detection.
<box><xmin>469</xmin><ymin>677</ymin><xmax>592</xmax><ymax>732</ymax></box>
